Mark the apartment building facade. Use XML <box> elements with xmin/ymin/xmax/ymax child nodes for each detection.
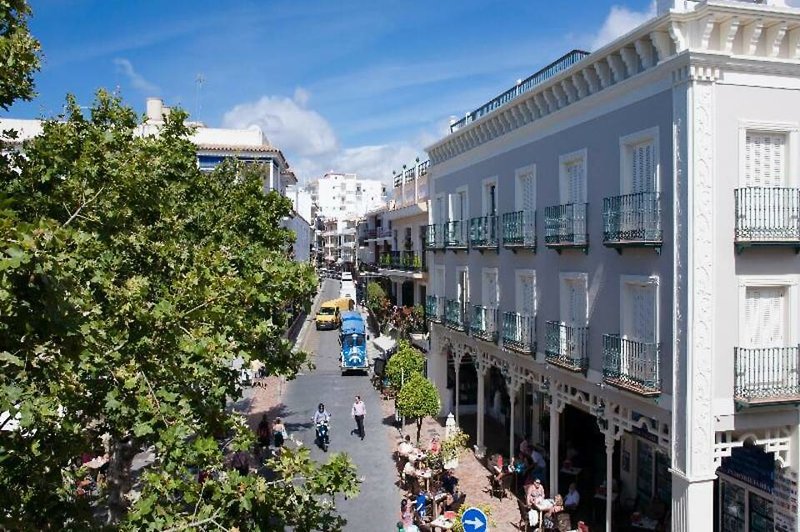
<box><xmin>359</xmin><ymin>159</ymin><xmax>430</xmax><ymax>307</ymax></box>
<box><xmin>424</xmin><ymin>1</ymin><xmax>800</xmax><ymax>530</ymax></box>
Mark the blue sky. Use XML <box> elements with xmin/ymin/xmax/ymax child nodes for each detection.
<box><xmin>8</xmin><ymin>0</ymin><xmax>655</xmax><ymax>183</ymax></box>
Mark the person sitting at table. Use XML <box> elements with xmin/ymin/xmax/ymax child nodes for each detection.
<box><xmin>564</xmin><ymin>483</ymin><xmax>580</xmax><ymax>511</ymax></box>
<box><xmin>399</xmin><ymin>498</ymin><xmax>419</xmax><ymax>532</ymax></box>
<box><xmin>398</xmin><ymin>435</ymin><xmax>415</xmax><ymax>457</ymax></box>
<box><xmin>519</xmin><ymin>434</ymin><xmax>531</xmax><ymax>456</ymax></box>
<box><xmin>489</xmin><ymin>453</ymin><xmax>513</xmax><ymax>482</ymax></box>
<box><xmin>526</xmin><ymin>477</ymin><xmax>546</xmax><ymax>507</ymax></box>
<box><xmin>530</xmin><ymin>445</ymin><xmax>547</xmax><ymax>479</ymax></box>
<box><xmin>545</xmin><ymin>494</ymin><xmax>565</xmax><ymax>518</ymax></box>
<box><xmin>414</xmin><ymin>490</ymin><xmax>429</xmax><ymax>521</ymax></box>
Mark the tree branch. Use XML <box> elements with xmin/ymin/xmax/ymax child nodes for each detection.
<box><xmin>63</xmin><ymin>186</ymin><xmax>104</xmax><ymax>227</ymax></box>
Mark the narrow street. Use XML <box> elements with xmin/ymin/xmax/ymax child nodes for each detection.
<box><xmin>281</xmin><ymin>279</ymin><xmax>400</xmax><ymax>530</ymax></box>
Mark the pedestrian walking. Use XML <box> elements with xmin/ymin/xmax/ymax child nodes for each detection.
<box><xmin>352</xmin><ymin>395</ymin><xmax>366</xmax><ymax>440</ymax></box>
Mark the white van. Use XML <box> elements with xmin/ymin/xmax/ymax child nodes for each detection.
<box><xmin>340</xmin><ymin>281</ymin><xmax>356</xmax><ymax>301</ymax></box>
<box><xmin>341</xmin><ymin>271</ymin><xmax>353</xmax><ymax>282</ymax></box>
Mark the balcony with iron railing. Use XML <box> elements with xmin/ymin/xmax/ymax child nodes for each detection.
<box><xmin>544</xmin><ymin>203</ymin><xmax>588</xmax><ymax>252</ymax></box>
<box><xmin>602</xmin><ymin>334</ymin><xmax>661</xmax><ymax>397</ymax></box>
<box><xmin>377</xmin><ymin>227</ymin><xmax>393</xmax><ymax>239</ymax></box>
<box><xmin>426</xmin><ymin>295</ymin><xmax>445</xmax><ymax>323</ymax></box>
<box><xmin>445</xmin><ymin>299</ymin><xmax>468</xmax><ymax>331</ymax></box>
<box><xmin>470</xmin><ymin>305</ymin><xmax>498</xmax><ymax>343</ymax></box>
<box><xmin>502</xmin><ymin>210</ymin><xmax>536</xmax><ymax>251</ymax></box>
<box><xmin>378</xmin><ymin>251</ymin><xmax>423</xmax><ymax>272</ymax></box>
<box><xmin>545</xmin><ymin>321</ymin><xmax>589</xmax><ymax>372</ymax></box>
<box><xmin>734</xmin><ymin>346</ymin><xmax>800</xmax><ymax>407</ymax></box>
<box><xmin>469</xmin><ymin>215</ymin><xmax>499</xmax><ymax>251</ymax></box>
<box><xmin>426</xmin><ymin>224</ymin><xmax>444</xmax><ymax>250</ymax></box>
<box><xmin>502</xmin><ymin>312</ymin><xmax>536</xmax><ymax>355</ymax></box>
<box><xmin>734</xmin><ymin>187</ymin><xmax>800</xmax><ymax>252</ymax></box>
<box><xmin>445</xmin><ymin>220</ymin><xmax>468</xmax><ymax>250</ymax></box>
<box><xmin>449</xmin><ymin>50</ymin><xmax>590</xmax><ymax>133</ymax></box>
<box><xmin>603</xmin><ymin>192</ymin><xmax>662</xmax><ymax>253</ymax></box>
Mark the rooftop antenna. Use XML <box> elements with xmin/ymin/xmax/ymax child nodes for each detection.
<box><xmin>194</xmin><ymin>73</ymin><xmax>205</xmax><ymax>121</ymax></box>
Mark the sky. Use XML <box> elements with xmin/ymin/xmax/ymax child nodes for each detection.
<box><xmin>7</xmin><ymin>0</ymin><xmax>657</xmax><ymax>184</ymax></box>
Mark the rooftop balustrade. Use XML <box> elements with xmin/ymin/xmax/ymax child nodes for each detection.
<box><xmin>602</xmin><ymin>334</ymin><xmax>661</xmax><ymax>397</ymax></box>
<box><xmin>734</xmin><ymin>346</ymin><xmax>800</xmax><ymax>407</ymax></box>
<box><xmin>545</xmin><ymin>321</ymin><xmax>589</xmax><ymax>372</ymax></box>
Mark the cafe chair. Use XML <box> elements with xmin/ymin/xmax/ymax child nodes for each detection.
<box><xmin>516</xmin><ymin>498</ymin><xmax>530</xmax><ymax>531</ymax></box>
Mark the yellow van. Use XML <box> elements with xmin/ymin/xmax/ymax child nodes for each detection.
<box><xmin>315</xmin><ymin>297</ymin><xmax>354</xmax><ymax>330</ymax></box>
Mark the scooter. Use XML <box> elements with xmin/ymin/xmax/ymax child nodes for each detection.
<box><xmin>315</xmin><ymin>421</ymin><xmax>330</xmax><ymax>452</ymax></box>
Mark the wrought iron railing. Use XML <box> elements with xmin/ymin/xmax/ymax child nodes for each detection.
<box><xmin>735</xmin><ymin>187</ymin><xmax>800</xmax><ymax>243</ymax></box>
<box><xmin>445</xmin><ymin>220</ymin><xmax>468</xmax><ymax>248</ymax></box>
<box><xmin>378</xmin><ymin>251</ymin><xmax>423</xmax><ymax>271</ymax></box>
<box><xmin>544</xmin><ymin>203</ymin><xmax>588</xmax><ymax>247</ymax></box>
<box><xmin>445</xmin><ymin>298</ymin><xmax>468</xmax><ymax>331</ymax></box>
<box><xmin>734</xmin><ymin>346</ymin><xmax>800</xmax><ymax>404</ymax></box>
<box><xmin>502</xmin><ymin>312</ymin><xmax>536</xmax><ymax>354</ymax></box>
<box><xmin>450</xmin><ymin>50</ymin><xmax>590</xmax><ymax>132</ymax></box>
<box><xmin>377</xmin><ymin>228</ymin><xmax>393</xmax><ymax>239</ymax></box>
<box><xmin>426</xmin><ymin>224</ymin><xmax>444</xmax><ymax>249</ymax></box>
<box><xmin>603</xmin><ymin>192</ymin><xmax>662</xmax><ymax>244</ymax></box>
<box><xmin>545</xmin><ymin>321</ymin><xmax>589</xmax><ymax>372</ymax></box>
<box><xmin>502</xmin><ymin>210</ymin><xmax>536</xmax><ymax>249</ymax></box>
<box><xmin>426</xmin><ymin>295</ymin><xmax>445</xmax><ymax>323</ymax></box>
<box><xmin>469</xmin><ymin>215</ymin><xmax>499</xmax><ymax>248</ymax></box>
<box><xmin>602</xmin><ymin>334</ymin><xmax>661</xmax><ymax>396</ymax></box>
<box><xmin>470</xmin><ymin>305</ymin><xmax>498</xmax><ymax>342</ymax></box>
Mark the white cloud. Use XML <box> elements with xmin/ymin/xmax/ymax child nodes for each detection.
<box><xmin>222</xmin><ymin>91</ymin><xmax>338</xmax><ymax>158</ymax></box>
<box><xmin>222</xmin><ymin>89</ymin><xmax>431</xmax><ymax>185</ymax></box>
<box><xmin>112</xmin><ymin>58</ymin><xmax>160</xmax><ymax>95</ymax></box>
<box><xmin>590</xmin><ymin>2</ymin><xmax>656</xmax><ymax>51</ymax></box>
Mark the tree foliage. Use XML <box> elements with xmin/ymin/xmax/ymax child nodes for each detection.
<box><xmin>396</xmin><ymin>373</ymin><xmax>440</xmax><ymax>444</ymax></box>
<box><xmin>0</xmin><ymin>90</ymin><xmax>358</xmax><ymax>528</ymax></box>
<box><xmin>0</xmin><ymin>0</ymin><xmax>40</xmax><ymax>110</ymax></box>
<box><xmin>365</xmin><ymin>281</ymin><xmax>390</xmax><ymax>327</ymax></box>
<box><xmin>384</xmin><ymin>340</ymin><xmax>425</xmax><ymax>390</ymax></box>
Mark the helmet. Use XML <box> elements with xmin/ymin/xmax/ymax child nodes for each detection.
<box><xmin>318</xmin><ymin>403</ymin><xmax>325</xmax><ymax>411</ymax></box>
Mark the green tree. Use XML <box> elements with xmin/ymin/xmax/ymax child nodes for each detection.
<box><xmin>0</xmin><ymin>91</ymin><xmax>359</xmax><ymax>528</ymax></box>
<box><xmin>384</xmin><ymin>339</ymin><xmax>425</xmax><ymax>390</ymax></box>
<box><xmin>396</xmin><ymin>373</ymin><xmax>441</xmax><ymax>444</ymax></box>
<box><xmin>0</xmin><ymin>0</ymin><xmax>40</xmax><ymax>110</ymax></box>
<box><xmin>366</xmin><ymin>280</ymin><xmax>390</xmax><ymax>327</ymax></box>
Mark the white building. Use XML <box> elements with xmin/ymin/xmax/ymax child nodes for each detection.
<box><xmin>309</xmin><ymin>171</ymin><xmax>386</xmax><ymax>220</ymax></box>
<box><xmin>359</xmin><ymin>158</ymin><xmax>430</xmax><ymax>307</ymax></box>
<box><xmin>424</xmin><ymin>1</ymin><xmax>800</xmax><ymax>531</ymax></box>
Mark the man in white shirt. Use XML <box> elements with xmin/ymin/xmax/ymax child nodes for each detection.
<box><xmin>398</xmin><ymin>435</ymin><xmax>414</xmax><ymax>456</ymax></box>
<box><xmin>351</xmin><ymin>395</ymin><xmax>366</xmax><ymax>440</ymax></box>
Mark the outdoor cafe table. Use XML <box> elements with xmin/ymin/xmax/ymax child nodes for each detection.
<box><xmin>430</xmin><ymin>515</ymin><xmax>454</xmax><ymax>531</ymax></box>
<box><xmin>532</xmin><ymin>499</ymin><xmax>555</xmax><ymax>532</ymax></box>
<box><xmin>417</xmin><ymin>468</ymin><xmax>433</xmax><ymax>493</ymax></box>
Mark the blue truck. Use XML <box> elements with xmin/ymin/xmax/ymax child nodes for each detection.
<box><xmin>339</xmin><ymin>311</ymin><xmax>368</xmax><ymax>375</ymax></box>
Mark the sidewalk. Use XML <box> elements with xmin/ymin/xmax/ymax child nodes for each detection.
<box><xmin>377</xmin><ymin>398</ymin><xmax>523</xmax><ymax>530</ymax></box>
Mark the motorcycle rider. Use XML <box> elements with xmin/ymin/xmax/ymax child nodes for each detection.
<box><xmin>313</xmin><ymin>403</ymin><xmax>331</xmax><ymax>446</ymax></box>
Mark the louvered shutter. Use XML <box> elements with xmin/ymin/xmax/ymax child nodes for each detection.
<box><xmin>631</xmin><ymin>142</ymin><xmax>655</xmax><ymax>193</ymax></box>
<box><xmin>566</xmin><ymin>160</ymin><xmax>585</xmax><ymax>204</ymax></box>
<box><xmin>745</xmin><ymin>286</ymin><xmax>785</xmax><ymax>347</ymax></box>
<box><xmin>519</xmin><ymin>274</ymin><xmax>536</xmax><ymax>317</ymax></box>
<box><xmin>483</xmin><ymin>270</ymin><xmax>498</xmax><ymax>308</ymax></box>
<box><xmin>745</xmin><ymin>133</ymin><xmax>786</xmax><ymax>188</ymax></box>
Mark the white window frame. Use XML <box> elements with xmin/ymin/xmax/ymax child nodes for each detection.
<box><xmin>619</xmin><ymin>127</ymin><xmax>660</xmax><ymax>193</ymax></box>
<box><xmin>737</xmin><ymin>275</ymin><xmax>799</xmax><ymax>346</ymax></box>
<box><xmin>482</xmin><ymin>176</ymin><xmax>499</xmax><ymax>217</ymax></box>
<box><xmin>738</xmin><ymin>120</ymin><xmax>799</xmax><ymax>188</ymax></box>
<box><xmin>450</xmin><ymin>185</ymin><xmax>469</xmax><ymax>222</ymax></box>
<box><xmin>434</xmin><ymin>265</ymin><xmax>446</xmax><ymax>297</ymax></box>
<box><xmin>515</xmin><ymin>269</ymin><xmax>537</xmax><ymax>316</ymax></box>
<box><xmin>619</xmin><ymin>275</ymin><xmax>660</xmax><ymax>344</ymax></box>
<box><xmin>559</xmin><ymin>272</ymin><xmax>589</xmax><ymax>327</ymax></box>
<box><xmin>558</xmin><ymin>149</ymin><xmax>588</xmax><ymax>204</ymax></box>
<box><xmin>481</xmin><ymin>267</ymin><xmax>499</xmax><ymax>308</ymax></box>
<box><xmin>456</xmin><ymin>266</ymin><xmax>469</xmax><ymax>303</ymax></box>
<box><xmin>514</xmin><ymin>164</ymin><xmax>537</xmax><ymax>212</ymax></box>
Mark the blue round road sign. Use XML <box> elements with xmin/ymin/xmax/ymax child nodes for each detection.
<box><xmin>461</xmin><ymin>507</ymin><xmax>488</xmax><ymax>532</ymax></box>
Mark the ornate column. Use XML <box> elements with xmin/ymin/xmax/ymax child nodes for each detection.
<box><xmin>452</xmin><ymin>348</ymin><xmax>463</xmax><ymax>424</ymax></box>
<box><xmin>670</xmin><ymin>63</ymin><xmax>718</xmax><ymax>532</ymax></box>
<box><xmin>502</xmin><ymin>363</ymin><xmax>525</xmax><ymax>461</ymax></box>
<box><xmin>548</xmin><ymin>398</ymin><xmax>560</xmax><ymax>495</ymax></box>
<box><xmin>475</xmin><ymin>355</ymin><xmax>489</xmax><ymax>454</ymax></box>
<box><xmin>604</xmin><ymin>431</ymin><xmax>614</xmax><ymax>532</ymax></box>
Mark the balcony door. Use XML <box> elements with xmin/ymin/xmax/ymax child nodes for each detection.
<box><xmin>560</xmin><ymin>276</ymin><xmax>587</xmax><ymax>358</ymax></box>
<box><xmin>622</xmin><ymin>280</ymin><xmax>658</xmax><ymax>382</ymax></box>
<box><xmin>515</xmin><ymin>168</ymin><xmax>536</xmax><ymax>245</ymax></box>
<box><xmin>741</xmin><ymin>132</ymin><xmax>796</xmax><ymax>239</ymax></box>
<box><xmin>457</xmin><ymin>269</ymin><xmax>469</xmax><ymax>322</ymax></box>
<box><xmin>515</xmin><ymin>272</ymin><xmax>536</xmax><ymax>346</ymax></box>
<box><xmin>744</xmin><ymin>286</ymin><xmax>788</xmax><ymax>389</ymax></box>
<box><xmin>480</xmin><ymin>269</ymin><xmax>498</xmax><ymax>333</ymax></box>
<box><xmin>560</xmin><ymin>154</ymin><xmax>587</xmax><ymax>244</ymax></box>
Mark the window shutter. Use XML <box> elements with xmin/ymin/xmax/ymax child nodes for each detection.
<box><xmin>745</xmin><ymin>286</ymin><xmax>786</xmax><ymax>347</ymax></box>
<box><xmin>518</xmin><ymin>173</ymin><xmax>535</xmax><ymax>213</ymax></box>
<box><xmin>567</xmin><ymin>161</ymin><xmax>585</xmax><ymax>204</ymax></box>
<box><xmin>745</xmin><ymin>133</ymin><xmax>786</xmax><ymax>188</ymax></box>
<box><xmin>518</xmin><ymin>274</ymin><xmax>536</xmax><ymax>316</ymax></box>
